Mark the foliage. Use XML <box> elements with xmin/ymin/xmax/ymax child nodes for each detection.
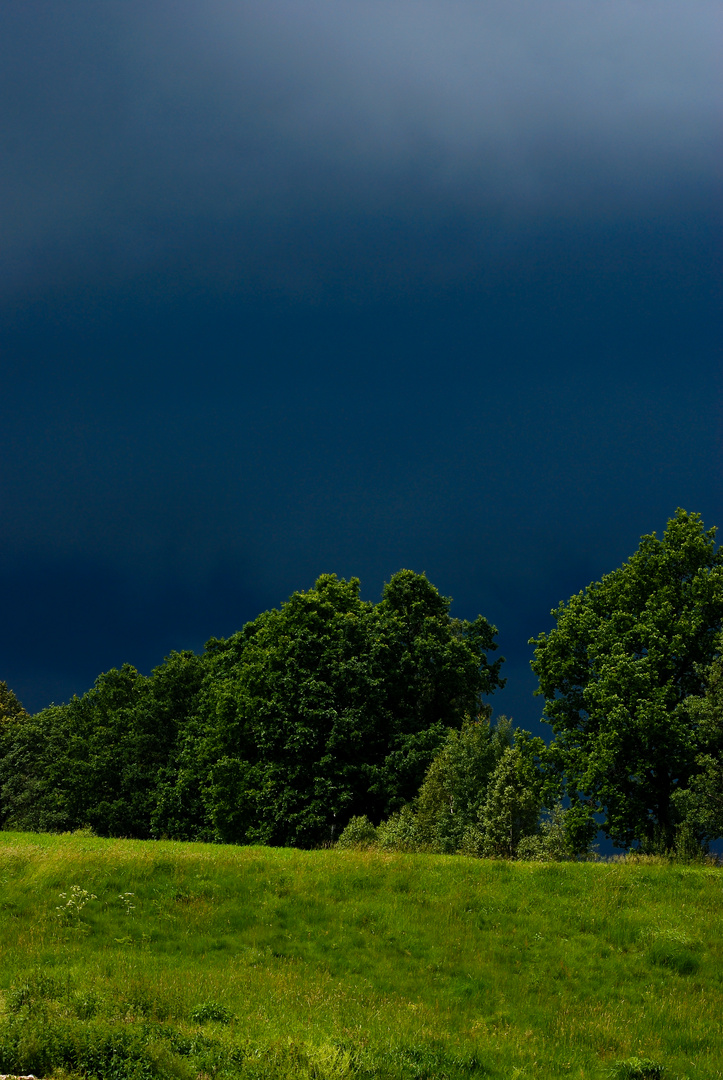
<box><xmin>189</xmin><ymin>1002</ymin><xmax>235</xmax><ymax>1024</ymax></box>
<box><xmin>5</xmin><ymin>512</ymin><xmax>723</xmax><ymax>860</ymax></box>
<box><xmin>671</xmin><ymin>645</ymin><xmax>723</xmax><ymax>848</ymax></box>
<box><xmin>0</xmin><ymin>653</ymin><xmax>205</xmax><ymax>836</ymax></box>
<box><xmin>516</xmin><ymin>801</ymin><xmax>568</xmax><ymax>862</ymax></box>
<box><xmin>154</xmin><ymin>570</ymin><xmax>504</xmax><ymax>847</ymax></box>
<box><xmin>356</xmin><ymin>716</ymin><xmax>527</xmax><ymax>856</ymax></box>
<box><xmin>531</xmin><ymin>509</ymin><xmax>723</xmax><ymax>849</ymax></box>
<box><xmin>0</xmin><ymin>681</ymin><xmax>29</xmax><ymax>825</ymax></box>
<box><xmin>375</xmin><ymin>805</ymin><xmax>421</xmax><ymax>852</ymax></box>
<box><xmin>413</xmin><ymin>715</ymin><xmax>513</xmax><ymax>853</ymax></box>
<box><xmin>611</xmin><ymin>1058</ymin><xmax>665</xmax><ymax>1080</ymax></box>
<box><xmin>185</xmin><ymin>573</ymin><xmax>391</xmax><ymax>847</ymax></box>
<box><xmin>1</xmin><ymin>832</ymin><xmax>722</xmax><ymax>1080</ymax></box>
<box><xmin>0</xmin><ymin>1012</ymin><xmax>192</xmax><ymax>1080</ymax></box>
<box><xmin>335</xmin><ymin>814</ymin><xmax>378</xmax><ymax>849</ymax></box>
<box><xmin>516</xmin><ymin>801</ymin><xmax>596</xmax><ymax>861</ymax></box>
<box><xmin>0</xmin><ymin>680</ymin><xmax>28</xmax><ymax>724</ymax></box>
<box><xmin>0</xmin><ymin>571</ymin><xmax>503</xmax><ymax>846</ymax></box>
<box><xmin>367</xmin><ymin>569</ymin><xmax>504</xmax><ymax>813</ymax></box>
<box><xmin>479</xmin><ymin>735</ymin><xmax>545</xmax><ymax>857</ymax></box>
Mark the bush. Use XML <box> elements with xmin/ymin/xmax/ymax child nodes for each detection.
<box><xmin>336</xmin><ymin>815</ymin><xmax>378</xmax><ymax>849</ymax></box>
<box><xmin>189</xmin><ymin>1002</ymin><xmax>235</xmax><ymax>1024</ymax></box>
<box><xmin>458</xmin><ymin>823</ymin><xmax>485</xmax><ymax>858</ymax></box>
<box><xmin>376</xmin><ymin>806</ymin><xmax>421</xmax><ymax>852</ymax></box>
<box><xmin>0</xmin><ymin>1015</ymin><xmax>192</xmax><ymax>1080</ymax></box>
<box><xmin>516</xmin><ymin>802</ymin><xmax>596</xmax><ymax>861</ymax></box>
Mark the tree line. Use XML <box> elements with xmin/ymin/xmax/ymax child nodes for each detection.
<box><xmin>1</xmin><ymin>509</ymin><xmax>721</xmax><ymax>857</ymax></box>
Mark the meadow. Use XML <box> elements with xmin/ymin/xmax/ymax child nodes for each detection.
<box><xmin>0</xmin><ymin>833</ymin><xmax>721</xmax><ymax>1080</ymax></box>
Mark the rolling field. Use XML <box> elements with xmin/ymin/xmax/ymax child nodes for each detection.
<box><xmin>0</xmin><ymin>832</ymin><xmax>721</xmax><ymax>1080</ymax></box>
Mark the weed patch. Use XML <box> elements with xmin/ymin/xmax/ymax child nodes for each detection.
<box><xmin>611</xmin><ymin>1058</ymin><xmax>665</xmax><ymax>1080</ymax></box>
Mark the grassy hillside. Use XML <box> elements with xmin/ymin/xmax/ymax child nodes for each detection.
<box><xmin>0</xmin><ymin>833</ymin><xmax>721</xmax><ymax>1080</ymax></box>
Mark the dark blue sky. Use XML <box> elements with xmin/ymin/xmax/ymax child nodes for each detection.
<box><xmin>1</xmin><ymin>0</ymin><xmax>721</xmax><ymax>732</ymax></box>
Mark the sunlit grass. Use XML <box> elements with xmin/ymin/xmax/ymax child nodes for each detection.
<box><xmin>1</xmin><ymin>832</ymin><xmax>721</xmax><ymax>1079</ymax></box>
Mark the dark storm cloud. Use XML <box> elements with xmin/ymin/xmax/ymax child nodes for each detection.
<box><xmin>1</xmin><ymin>0</ymin><xmax>720</xmax><ymax>298</ymax></box>
<box><xmin>1</xmin><ymin>0</ymin><xmax>721</xmax><ymax>726</ymax></box>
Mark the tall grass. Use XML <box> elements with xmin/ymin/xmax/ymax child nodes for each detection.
<box><xmin>1</xmin><ymin>832</ymin><xmax>721</xmax><ymax>1079</ymax></box>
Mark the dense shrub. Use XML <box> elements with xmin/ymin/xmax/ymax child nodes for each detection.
<box><xmin>0</xmin><ymin>1015</ymin><xmax>192</xmax><ymax>1080</ymax></box>
<box><xmin>189</xmin><ymin>1002</ymin><xmax>236</xmax><ymax>1024</ymax></box>
<box><xmin>336</xmin><ymin>815</ymin><xmax>378</xmax><ymax>849</ymax></box>
<box><xmin>516</xmin><ymin>802</ymin><xmax>586</xmax><ymax>861</ymax></box>
<box><xmin>376</xmin><ymin>805</ymin><xmax>421</xmax><ymax>852</ymax></box>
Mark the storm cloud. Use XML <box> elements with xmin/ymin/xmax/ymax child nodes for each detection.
<box><xmin>2</xmin><ymin>0</ymin><xmax>720</xmax><ymax>297</ymax></box>
<box><xmin>0</xmin><ymin>1</ymin><xmax>720</xmax><ymax>728</ymax></box>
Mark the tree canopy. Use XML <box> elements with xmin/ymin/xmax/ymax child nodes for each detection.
<box><xmin>3</xmin><ymin>516</ymin><xmax>722</xmax><ymax>857</ymax></box>
<box><xmin>0</xmin><ymin>681</ymin><xmax>27</xmax><ymax>725</ymax></box>
<box><xmin>0</xmin><ymin>570</ymin><xmax>504</xmax><ymax>846</ymax></box>
<box><xmin>530</xmin><ymin>509</ymin><xmax>723</xmax><ymax>850</ymax></box>
<box><xmin>156</xmin><ymin>570</ymin><xmax>505</xmax><ymax>847</ymax></box>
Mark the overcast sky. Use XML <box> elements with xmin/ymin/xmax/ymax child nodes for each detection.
<box><xmin>1</xmin><ymin>0</ymin><xmax>721</xmax><ymax>728</ymax></box>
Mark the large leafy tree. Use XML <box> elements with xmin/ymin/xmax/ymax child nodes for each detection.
<box><xmin>366</xmin><ymin>569</ymin><xmax>505</xmax><ymax>815</ymax></box>
<box><xmin>530</xmin><ymin>510</ymin><xmax>723</xmax><ymax>850</ymax></box>
<box><xmin>158</xmin><ymin>570</ymin><xmax>504</xmax><ymax>847</ymax></box>
<box><xmin>189</xmin><ymin>573</ymin><xmax>385</xmax><ymax>847</ymax></box>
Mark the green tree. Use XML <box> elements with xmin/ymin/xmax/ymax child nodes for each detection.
<box><xmin>0</xmin><ymin>655</ymin><xmax>205</xmax><ymax>837</ymax></box>
<box><xmin>367</xmin><ymin>570</ymin><xmax>505</xmax><ymax>813</ymax></box>
<box><xmin>0</xmin><ymin>571</ymin><xmax>503</xmax><ymax>847</ymax></box>
<box><xmin>530</xmin><ymin>510</ymin><xmax>723</xmax><ymax>850</ymax></box>
<box><xmin>0</xmin><ymin>702</ymin><xmax>72</xmax><ymax>832</ymax></box>
<box><xmin>178</xmin><ymin>574</ymin><xmax>385</xmax><ymax>846</ymax></box>
<box><xmin>0</xmin><ymin>681</ymin><xmax>28</xmax><ymax>724</ymax></box>
<box><xmin>157</xmin><ymin>570</ymin><xmax>505</xmax><ymax>847</ymax></box>
<box><xmin>75</xmin><ymin>652</ymin><xmax>204</xmax><ymax>837</ymax></box>
<box><xmin>516</xmin><ymin>800</ymin><xmax>597</xmax><ymax>861</ymax></box>
<box><xmin>0</xmin><ymin>682</ymin><xmax>31</xmax><ymax>824</ymax></box>
<box><xmin>480</xmin><ymin>734</ymin><xmax>545</xmax><ymax>857</ymax></box>
<box><xmin>413</xmin><ymin>714</ymin><xmax>513</xmax><ymax>852</ymax></box>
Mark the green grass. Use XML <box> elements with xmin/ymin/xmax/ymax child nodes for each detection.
<box><xmin>0</xmin><ymin>832</ymin><xmax>722</xmax><ymax>1080</ymax></box>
